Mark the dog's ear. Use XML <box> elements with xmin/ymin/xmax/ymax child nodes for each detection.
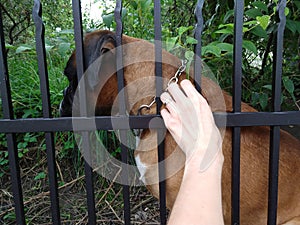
<box><xmin>64</xmin><ymin>52</ymin><xmax>78</xmax><ymax>91</ymax></box>
<box><xmin>63</xmin><ymin>33</ymin><xmax>116</xmax><ymax>89</ymax></box>
<box><xmin>86</xmin><ymin>34</ymin><xmax>117</xmax><ymax>90</ymax></box>
<box><xmin>88</xmin><ymin>34</ymin><xmax>116</xmax><ymax>64</ymax></box>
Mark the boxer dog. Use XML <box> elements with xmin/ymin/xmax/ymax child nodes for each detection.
<box><xmin>60</xmin><ymin>30</ymin><xmax>300</xmax><ymax>225</ymax></box>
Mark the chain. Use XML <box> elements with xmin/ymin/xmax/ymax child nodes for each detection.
<box><xmin>136</xmin><ymin>59</ymin><xmax>188</xmax><ymax>116</ymax></box>
<box><xmin>137</xmin><ymin>96</ymin><xmax>156</xmax><ymax>116</ymax></box>
<box><xmin>167</xmin><ymin>59</ymin><xmax>188</xmax><ymax>87</ymax></box>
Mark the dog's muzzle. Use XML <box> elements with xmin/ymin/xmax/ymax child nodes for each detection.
<box><xmin>59</xmin><ymin>87</ymin><xmax>74</xmax><ymax>117</ymax></box>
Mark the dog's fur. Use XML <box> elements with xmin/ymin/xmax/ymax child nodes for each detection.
<box><xmin>60</xmin><ymin>30</ymin><xmax>300</xmax><ymax>225</ymax></box>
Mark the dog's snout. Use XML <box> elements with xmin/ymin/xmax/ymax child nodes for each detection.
<box><xmin>63</xmin><ymin>86</ymin><xmax>72</xmax><ymax>96</ymax></box>
<box><xmin>60</xmin><ymin>86</ymin><xmax>74</xmax><ymax>117</ymax></box>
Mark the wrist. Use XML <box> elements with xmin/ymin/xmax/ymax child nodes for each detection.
<box><xmin>184</xmin><ymin>148</ymin><xmax>224</xmax><ymax>177</ymax></box>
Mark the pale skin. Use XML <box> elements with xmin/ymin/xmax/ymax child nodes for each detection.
<box><xmin>160</xmin><ymin>79</ymin><xmax>224</xmax><ymax>225</ymax></box>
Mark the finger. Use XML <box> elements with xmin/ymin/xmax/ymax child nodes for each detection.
<box><xmin>161</xmin><ymin>108</ymin><xmax>174</xmax><ymax>130</ymax></box>
<box><xmin>166</xmin><ymin>82</ymin><xmax>187</xmax><ymax>104</ymax></box>
<box><xmin>180</xmin><ymin>79</ymin><xmax>200</xmax><ymax>100</ymax></box>
<box><xmin>180</xmin><ymin>79</ymin><xmax>209</xmax><ymax>106</ymax></box>
<box><xmin>160</xmin><ymin>108</ymin><xmax>170</xmax><ymax>122</ymax></box>
<box><xmin>180</xmin><ymin>80</ymin><xmax>214</xmax><ymax>122</ymax></box>
<box><xmin>160</xmin><ymin>92</ymin><xmax>178</xmax><ymax>115</ymax></box>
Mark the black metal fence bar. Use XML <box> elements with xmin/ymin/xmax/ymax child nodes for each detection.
<box><xmin>72</xmin><ymin>1</ymin><xmax>97</xmax><ymax>224</ymax></box>
<box><xmin>232</xmin><ymin>0</ymin><xmax>244</xmax><ymax>224</ymax></box>
<box><xmin>154</xmin><ymin>1</ymin><xmax>167</xmax><ymax>224</ymax></box>
<box><xmin>0</xmin><ymin>8</ymin><xmax>26</xmax><ymax>225</ymax></box>
<box><xmin>32</xmin><ymin>1</ymin><xmax>61</xmax><ymax>224</ymax></box>
<box><xmin>268</xmin><ymin>1</ymin><xmax>287</xmax><ymax>224</ymax></box>
<box><xmin>114</xmin><ymin>1</ymin><xmax>131</xmax><ymax>224</ymax></box>
<box><xmin>194</xmin><ymin>0</ymin><xmax>204</xmax><ymax>92</ymax></box>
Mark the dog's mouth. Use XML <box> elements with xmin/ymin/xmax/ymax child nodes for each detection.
<box><xmin>60</xmin><ymin>86</ymin><xmax>115</xmax><ymax>117</ymax></box>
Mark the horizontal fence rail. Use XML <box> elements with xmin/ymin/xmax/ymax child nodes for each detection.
<box><xmin>0</xmin><ymin>0</ymin><xmax>299</xmax><ymax>224</ymax></box>
<box><xmin>0</xmin><ymin>112</ymin><xmax>300</xmax><ymax>133</ymax></box>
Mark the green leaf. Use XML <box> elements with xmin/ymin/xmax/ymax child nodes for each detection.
<box><xmin>251</xmin><ymin>92</ymin><xmax>259</xmax><ymax>106</ymax></box>
<box><xmin>214</xmin><ymin>28</ymin><xmax>233</xmax><ymax>34</ymax></box>
<box><xmin>58</xmin><ymin>42</ymin><xmax>71</xmax><ymax>56</ymax></box>
<box><xmin>295</xmin><ymin>1</ymin><xmax>300</xmax><ymax>9</ymax></box>
<box><xmin>245</xmin><ymin>8</ymin><xmax>263</xmax><ymax>19</ymax></box>
<box><xmin>284</xmin><ymin>7</ymin><xmax>290</xmax><ymax>16</ymax></box>
<box><xmin>186</xmin><ymin>36</ymin><xmax>198</xmax><ymax>45</ymax></box>
<box><xmin>130</xmin><ymin>1</ymin><xmax>138</xmax><ymax>10</ymax></box>
<box><xmin>283</xmin><ymin>77</ymin><xmax>294</xmax><ymax>94</ymax></box>
<box><xmin>178</xmin><ymin>26</ymin><xmax>193</xmax><ymax>36</ymax></box>
<box><xmin>59</xmin><ymin>29</ymin><xmax>74</xmax><ymax>34</ymax></box>
<box><xmin>184</xmin><ymin>50</ymin><xmax>194</xmax><ymax>61</ymax></box>
<box><xmin>259</xmin><ymin>93</ymin><xmax>268</xmax><ymax>110</ymax></box>
<box><xmin>216</xmin><ymin>43</ymin><xmax>233</xmax><ymax>53</ymax></box>
<box><xmin>262</xmin><ymin>85</ymin><xmax>272</xmax><ymax>91</ymax></box>
<box><xmin>223</xmin><ymin>10</ymin><xmax>234</xmax><ymax>23</ymax></box>
<box><xmin>202</xmin><ymin>45</ymin><xmax>221</xmax><ymax>57</ymax></box>
<box><xmin>141</xmin><ymin>0</ymin><xmax>151</xmax><ymax>11</ymax></box>
<box><xmin>286</xmin><ymin>20</ymin><xmax>297</xmax><ymax>33</ymax></box>
<box><xmin>243</xmin><ymin>21</ymin><xmax>259</xmax><ymax>26</ymax></box>
<box><xmin>294</xmin><ymin>21</ymin><xmax>300</xmax><ymax>33</ymax></box>
<box><xmin>16</xmin><ymin>45</ymin><xmax>32</xmax><ymax>54</ymax></box>
<box><xmin>251</xmin><ymin>25</ymin><xmax>268</xmax><ymax>38</ymax></box>
<box><xmin>45</xmin><ymin>44</ymin><xmax>54</xmax><ymax>52</ymax></box>
<box><xmin>242</xmin><ymin>40</ymin><xmax>257</xmax><ymax>55</ymax></box>
<box><xmin>102</xmin><ymin>14</ymin><xmax>113</xmax><ymax>28</ymax></box>
<box><xmin>256</xmin><ymin>15</ymin><xmax>270</xmax><ymax>30</ymax></box>
<box><xmin>218</xmin><ymin>23</ymin><xmax>234</xmax><ymax>29</ymax></box>
<box><xmin>252</xmin><ymin>1</ymin><xmax>268</xmax><ymax>12</ymax></box>
<box><xmin>34</xmin><ymin>172</ymin><xmax>46</xmax><ymax>180</ymax></box>
<box><xmin>165</xmin><ymin>37</ymin><xmax>178</xmax><ymax>50</ymax></box>
<box><xmin>5</xmin><ymin>43</ymin><xmax>14</xmax><ymax>49</ymax></box>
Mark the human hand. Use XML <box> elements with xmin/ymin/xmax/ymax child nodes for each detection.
<box><xmin>160</xmin><ymin>79</ymin><xmax>223</xmax><ymax>172</ymax></box>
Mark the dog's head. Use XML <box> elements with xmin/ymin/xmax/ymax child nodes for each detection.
<box><xmin>60</xmin><ymin>30</ymin><xmax>119</xmax><ymax>116</ymax></box>
<box><xmin>59</xmin><ymin>30</ymin><xmax>185</xmax><ymax>117</ymax></box>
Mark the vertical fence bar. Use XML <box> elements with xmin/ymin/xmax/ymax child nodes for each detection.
<box><xmin>194</xmin><ymin>0</ymin><xmax>204</xmax><ymax>92</ymax></box>
<box><xmin>154</xmin><ymin>1</ymin><xmax>167</xmax><ymax>224</ymax></box>
<box><xmin>268</xmin><ymin>1</ymin><xmax>286</xmax><ymax>224</ymax></box>
<box><xmin>232</xmin><ymin>0</ymin><xmax>244</xmax><ymax>224</ymax></box>
<box><xmin>32</xmin><ymin>1</ymin><xmax>61</xmax><ymax>224</ymax></box>
<box><xmin>114</xmin><ymin>1</ymin><xmax>131</xmax><ymax>224</ymax></box>
<box><xmin>0</xmin><ymin>8</ymin><xmax>26</xmax><ymax>225</ymax></box>
<box><xmin>72</xmin><ymin>1</ymin><xmax>97</xmax><ymax>224</ymax></box>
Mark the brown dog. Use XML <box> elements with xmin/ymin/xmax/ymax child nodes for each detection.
<box><xmin>60</xmin><ymin>30</ymin><xmax>300</xmax><ymax>225</ymax></box>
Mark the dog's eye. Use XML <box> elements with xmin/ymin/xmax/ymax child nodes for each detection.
<box><xmin>101</xmin><ymin>48</ymin><xmax>110</xmax><ymax>54</ymax></box>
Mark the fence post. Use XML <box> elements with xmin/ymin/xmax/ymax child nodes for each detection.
<box><xmin>32</xmin><ymin>1</ymin><xmax>61</xmax><ymax>224</ymax></box>
<box><xmin>232</xmin><ymin>0</ymin><xmax>245</xmax><ymax>224</ymax></box>
<box><xmin>0</xmin><ymin>7</ymin><xmax>26</xmax><ymax>225</ymax></box>
<box><xmin>268</xmin><ymin>0</ymin><xmax>286</xmax><ymax>224</ymax></box>
<box><xmin>72</xmin><ymin>1</ymin><xmax>97</xmax><ymax>224</ymax></box>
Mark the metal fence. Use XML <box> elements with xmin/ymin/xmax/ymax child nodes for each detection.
<box><xmin>0</xmin><ymin>0</ymin><xmax>299</xmax><ymax>224</ymax></box>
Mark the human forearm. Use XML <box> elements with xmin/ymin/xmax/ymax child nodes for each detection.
<box><xmin>168</xmin><ymin>151</ymin><xmax>224</xmax><ymax>225</ymax></box>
